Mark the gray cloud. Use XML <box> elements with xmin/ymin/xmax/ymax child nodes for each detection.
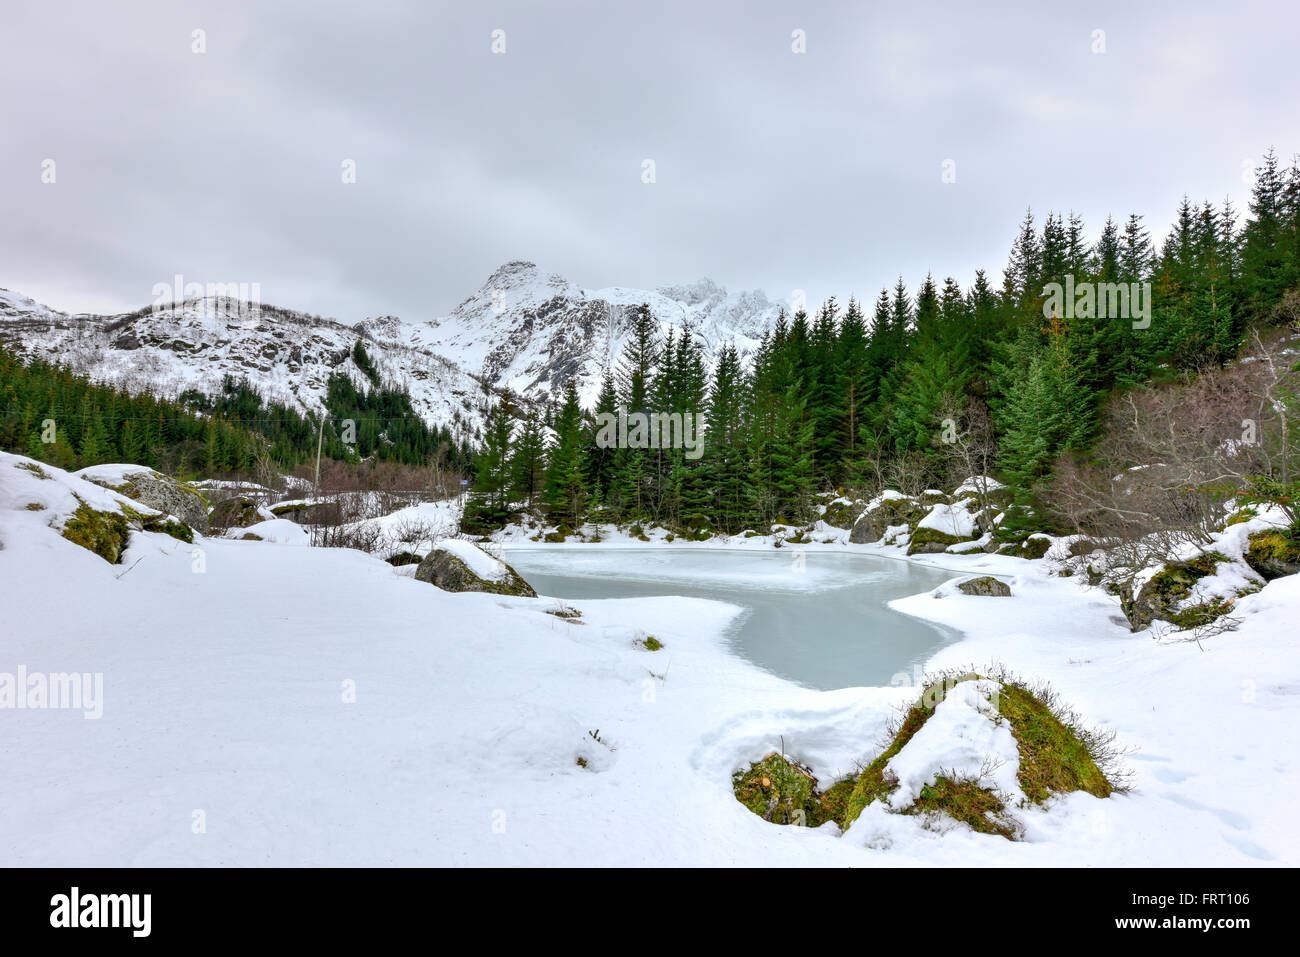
<box><xmin>2</xmin><ymin>0</ymin><xmax>1297</xmax><ymax>320</ymax></box>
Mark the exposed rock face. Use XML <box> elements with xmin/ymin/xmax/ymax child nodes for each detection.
<box><xmin>420</xmin><ymin>261</ymin><xmax>782</xmax><ymax>408</ymax></box>
<box><xmin>209</xmin><ymin>496</ymin><xmax>263</xmax><ymax>530</ymax></box>
<box><xmin>848</xmin><ymin>513</ymin><xmax>878</xmax><ymax>544</ymax></box>
<box><xmin>849</xmin><ymin>496</ymin><xmax>923</xmax><ymax>544</ymax></box>
<box><xmin>80</xmin><ymin>467</ymin><xmax>209</xmax><ymax>534</ymax></box>
<box><xmin>956</xmin><ymin>576</ymin><xmax>1012</xmax><ymax>597</ymax></box>
<box><xmin>1244</xmin><ymin>528</ymin><xmax>1300</xmax><ymax>580</ymax></box>
<box><xmin>270</xmin><ymin>501</ymin><xmax>343</xmax><ymax>525</ymax></box>
<box><xmin>413</xmin><ymin>543</ymin><xmax>537</xmax><ymax>597</ymax></box>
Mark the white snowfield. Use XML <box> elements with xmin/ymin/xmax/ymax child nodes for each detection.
<box><xmin>1</xmin><ymin>452</ymin><xmax>1298</xmax><ymax>865</ymax></box>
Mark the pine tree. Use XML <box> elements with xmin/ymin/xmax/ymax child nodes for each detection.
<box><xmin>543</xmin><ymin>380</ymin><xmax>587</xmax><ymax>526</ymax></box>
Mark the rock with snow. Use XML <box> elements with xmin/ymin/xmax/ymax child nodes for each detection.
<box><xmin>209</xmin><ymin>496</ymin><xmax>268</xmax><ymax>530</ymax></box>
<box><xmin>956</xmin><ymin>576</ymin><xmax>1012</xmax><ymax>597</ymax></box>
<box><xmin>414</xmin><ymin>539</ymin><xmax>537</xmax><ymax>597</ymax></box>
<box><xmin>76</xmin><ymin>463</ymin><xmax>209</xmax><ymax>534</ymax></box>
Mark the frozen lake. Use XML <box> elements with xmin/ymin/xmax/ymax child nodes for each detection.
<box><xmin>502</xmin><ymin>547</ymin><xmax>961</xmax><ymax>690</ymax></box>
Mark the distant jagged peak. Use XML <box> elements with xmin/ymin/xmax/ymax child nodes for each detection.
<box><xmin>655</xmin><ymin>278</ymin><xmax>726</xmax><ymax>306</ymax></box>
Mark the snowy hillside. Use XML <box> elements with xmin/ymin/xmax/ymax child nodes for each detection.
<box><xmin>4</xmin><ymin>449</ymin><xmax>1299</xmax><ymax>866</ymax></box>
<box><xmin>2</xmin><ymin>263</ymin><xmax>784</xmax><ymax>430</ymax></box>
<box><xmin>0</xmin><ymin>288</ymin><xmax>494</xmax><ymax>442</ymax></box>
<box><xmin>362</xmin><ymin>261</ymin><xmax>784</xmax><ymax>406</ymax></box>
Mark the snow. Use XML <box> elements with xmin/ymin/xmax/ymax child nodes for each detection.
<box><xmin>73</xmin><ymin>463</ymin><xmax>154</xmax><ymax>486</ymax></box>
<box><xmin>952</xmin><ymin>475</ymin><xmax>1005</xmax><ymax>495</ymax></box>
<box><xmin>917</xmin><ymin>502</ymin><xmax>977</xmax><ymax>538</ymax></box>
<box><xmin>882</xmin><ymin>678</ymin><xmax>1022</xmax><ymax>811</ymax></box>
<box><xmin>232</xmin><ymin>518</ymin><xmax>310</xmax><ymax>545</ymax></box>
<box><xmin>434</xmin><ymin>538</ymin><xmax>508</xmax><ymax>581</ymax></box>
<box><xmin>4</xmin><ymin>450</ymin><xmax>1300</xmax><ymax>866</ymax></box>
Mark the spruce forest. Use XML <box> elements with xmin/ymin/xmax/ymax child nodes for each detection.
<box><xmin>464</xmin><ymin>150</ymin><xmax>1300</xmax><ymax>538</ymax></box>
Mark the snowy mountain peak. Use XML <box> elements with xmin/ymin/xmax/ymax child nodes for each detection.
<box><xmin>655</xmin><ymin>278</ymin><xmax>725</xmax><ymax>307</ymax></box>
<box><xmin>407</xmin><ymin>263</ymin><xmax>785</xmax><ymax>406</ymax></box>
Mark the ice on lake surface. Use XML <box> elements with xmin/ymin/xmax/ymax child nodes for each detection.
<box><xmin>502</xmin><ymin>548</ymin><xmax>960</xmax><ymax>691</ymax></box>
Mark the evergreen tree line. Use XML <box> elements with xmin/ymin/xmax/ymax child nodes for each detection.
<box><xmin>464</xmin><ymin>149</ymin><xmax>1300</xmax><ymax>535</ymax></box>
<box><xmin>1</xmin><ymin>344</ymin><xmax>473</xmax><ymax>479</ymax></box>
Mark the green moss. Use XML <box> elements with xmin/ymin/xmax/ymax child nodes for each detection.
<box><xmin>1244</xmin><ymin>527</ymin><xmax>1300</xmax><ymax>580</ymax></box>
<box><xmin>820</xmin><ymin>499</ymin><xmax>862</xmax><ymax>529</ymax></box>
<box><xmin>1223</xmin><ymin>507</ymin><xmax>1258</xmax><ymax>528</ymax></box>
<box><xmin>641</xmin><ymin>636</ymin><xmax>663</xmax><ymax>651</ymax></box>
<box><xmin>1016</xmin><ymin>536</ymin><xmax>1052</xmax><ymax>560</ymax></box>
<box><xmin>24</xmin><ymin>502</ymin><xmax>46</xmax><ymax>511</ymax></box>
<box><xmin>386</xmin><ymin>551</ymin><xmax>423</xmax><ymax>566</ymax></box>
<box><xmin>1147</xmin><ymin>552</ymin><xmax>1227</xmax><ymax>604</ymax></box>
<box><xmin>841</xmin><ymin>683</ymin><xmax>957</xmax><ymax>825</ymax></box>
<box><xmin>905</xmin><ymin>525</ymin><xmax>968</xmax><ymax>555</ymax></box>
<box><xmin>994</xmin><ymin>682</ymin><xmax>1111</xmax><ymax>802</ymax></box>
<box><xmin>142</xmin><ymin>516</ymin><xmax>194</xmax><ymax>543</ymax></box>
<box><xmin>732</xmin><ymin>753</ymin><xmax>822</xmax><ymax>826</ymax></box>
<box><xmin>815</xmin><ymin>776</ymin><xmax>857</xmax><ymax>829</ymax></box>
<box><xmin>60</xmin><ymin>500</ymin><xmax>131</xmax><ymax>563</ymax></box>
<box><xmin>14</xmin><ymin>461</ymin><xmax>50</xmax><ymax>479</ymax></box>
<box><xmin>839</xmin><ymin>673</ymin><xmax>1116</xmax><ymax>834</ymax></box>
<box><xmin>907</xmin><ymin>776</ymin><xmax>1016</xmax><ymax>839</ymax></box>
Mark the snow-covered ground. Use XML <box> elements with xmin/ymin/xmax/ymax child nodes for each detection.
<box><xmin>2</xmin><ymin>454</ymin><xmax>1297</xmax><ymax>865</ymax></box>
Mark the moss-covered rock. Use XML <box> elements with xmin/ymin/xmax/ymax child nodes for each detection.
<box><xmin>849</xmin><ymin>496</ymin><xmax>923</xmax><ymax>544</ymax></box>
<box><xmin>1127</xmin><ymin>552</ymin><xmax>1229</xmax><ymax>631</ymax></box>
<box><xmin>956</xmin><ymin>576</ymin><xmax>1011</xmax><ymax>597</ymax></box>
<box><xmin>413</xmin><ymin>543</ymin><xmax>537</xmax><ymax>597</ymax></box>
<box><xmin>1243</xmin><ymin>527</ymin><xmax>1300</xmax><ymax>581</ymax></box>
<box><xmin>905</xmin><ymin>525</ymin><xmax>966</xmax><ymax>555</ymax></box>
<box><xmin>1016</xmin><ymin>535</ymin><xmax>1052</xmax><ymax>560</ymax></box>
<box><xmin>79</xmin><ymin>467</ymin><xmax>210</xmax><ymax>534</ymax></box>
<box><xmin>209</xmin><ymin>496</ymin><xmax>263</xmax><ymax>530</ymax></box>
<box><xmin>269</xmin><ymin>500</ymin><xmax>342</xmax><ymax>525</ymax></box>
<box><xmin>821</xmin><ymin>498</ymin><xmax>864</xmax><ymax>530</ymax></box>
<box><xmin>60</xmin><ymin>500</ymin><xmax>131</xmax><ymax>564</ymax></box>
<box><xmin>141</xmin><ymin>516</ymin><xmax>194</xmax><ymax>543</ymax></box>
<box><xmin>732</xmin><ymin>753</ymin><xmax>824</xmax><ymax>826</ymax></box>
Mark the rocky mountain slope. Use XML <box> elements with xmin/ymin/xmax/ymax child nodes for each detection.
<box><xmin>0</xmin><ymin>288</ymin><xmax>494</xmax><ymax>442</ymax></box>
<box><xmin>356</xmin><ymin>261</ymin><xmax>785</xmax><ymax>406</ymax></box>
<box><xmin>1</xmin><ymin>262</ymin><xmax>785</xmax><ymax>433</ymax></box>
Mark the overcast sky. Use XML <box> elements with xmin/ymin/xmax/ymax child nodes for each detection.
<box><xmin>3</xmin><ymin>0</ymin><xmax>1298</xmax><ymax>322</ymax></box>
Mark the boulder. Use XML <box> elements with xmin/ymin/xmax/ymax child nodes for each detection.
<box><xmin>78</xmin><ymin>465</ymin><xmax>209</xmax><ymax>534</ymax></box>
<box><xmin>849</xmin><ymin>495</ymin><xmax>923</xmax><ymax>544</ymax></box>
<box><xmin>209</xmin><ymin>496</ymin><xmax>263</xmax><ymax>530</ymax></box>
<box><xmin>821</xmin><ymin>497</ymin><xmax>863</xmax><ymax>530</ymax></box>
<box><xmin>1126</xmin><ymin>552</ymin><xmax>1224</xmax><ymax>631</ymax></box>
<box><xmin>956</xmin><ymin>576</ymin><xmax>1012</xmax><ymax>597</ymax></box>
<box><xmin>269</xmin><ymin>500</ymin><xmax>343</xmax><ymax>525</ymax></box>
<box><xmin>414</xmin><ymin>540</ymin><xmax>537</xmax><ymax>597</ymax></box>
<box><xmin>1243</xmin><ymin>527</ymin><xmax>1300</xmax><ymax>581</ymax></box>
